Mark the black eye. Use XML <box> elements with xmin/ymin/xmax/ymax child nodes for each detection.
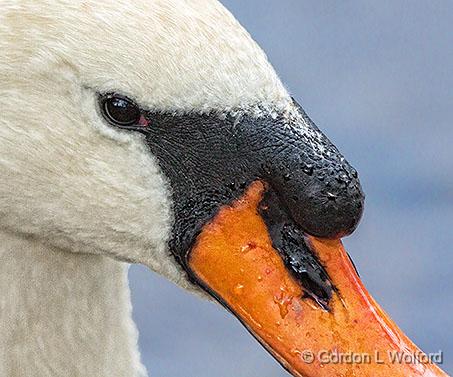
<box><xmin>101</xmin><ymin>94</ymin><xmax>141</xmax><ymax>127</ymax></box>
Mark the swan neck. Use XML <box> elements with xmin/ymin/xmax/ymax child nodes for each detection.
<box><xmin>0</xmin><ymin>230</ymin><xmax>147</xmax><ymax>377</ymax></box>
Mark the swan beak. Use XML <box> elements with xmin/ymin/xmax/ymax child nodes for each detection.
<box><xmin>188</xmin><ymin>181</ymin><xmax>447</xmax><ymax>377</ymax></box>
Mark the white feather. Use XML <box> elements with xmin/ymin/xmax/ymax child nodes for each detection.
<box><xmin>0</xmin><ymin>1</ymin><xmax>292</xmax><ymax>376</ymax></box>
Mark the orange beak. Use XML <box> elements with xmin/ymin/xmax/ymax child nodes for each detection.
<box><xmin>188</xmin><ymin>181</ymin><xmax>447</xmax><ymax>377</ymax></box>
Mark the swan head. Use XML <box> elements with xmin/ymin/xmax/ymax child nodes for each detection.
<box><xmin>1</xmin><ymin>1</ymin><xmax>444</xmax><ymax>376</ymax></box>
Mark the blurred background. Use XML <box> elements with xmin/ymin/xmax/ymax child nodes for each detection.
<box><xmin>129</xmin><ymin>1</ymin><xmax>453</xmax><ymax>375</ymax></box>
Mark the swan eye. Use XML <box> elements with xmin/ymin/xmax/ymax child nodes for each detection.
<box><xmin>100</xmin><ymin>94</ymin><xmax>141</xmax><ymax>127</ymax></box>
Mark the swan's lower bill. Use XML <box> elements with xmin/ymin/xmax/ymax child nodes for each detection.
<box><xmin>188</xmin><ymin>181</ymin><xmax>447</xmax><ymax>377</ymax></box>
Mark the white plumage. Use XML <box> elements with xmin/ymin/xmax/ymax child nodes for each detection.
<box><xmin>0</xmin><ymin>1</ymin><xmax>292</xmax><ymax>376</ymax></box>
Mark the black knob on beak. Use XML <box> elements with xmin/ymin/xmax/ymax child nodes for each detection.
<box><xmin>268</xmin><ymin>158</ymin><xmax>364</xmax><ymax>239</ymax></box>
<box><xmin>259</xmin><ymin>103</ymin><xmax>365</xmax><ymax>239</ymax></box>
<box><xmin>141</xmin><ymin>99</ymin><xmax>364</xmax><ymax>263</ymax></box>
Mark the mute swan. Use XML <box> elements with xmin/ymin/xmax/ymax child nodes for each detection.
<box><xmin>0</xmin><ymin>1</ymin><xmax>447</xmax><ymax>376</ymax></box>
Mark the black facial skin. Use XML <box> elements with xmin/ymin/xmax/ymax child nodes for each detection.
<box><xmin>99</xmin><ymin>94</ymin><xmax>365</xmax><ymax>307</ymax></box>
